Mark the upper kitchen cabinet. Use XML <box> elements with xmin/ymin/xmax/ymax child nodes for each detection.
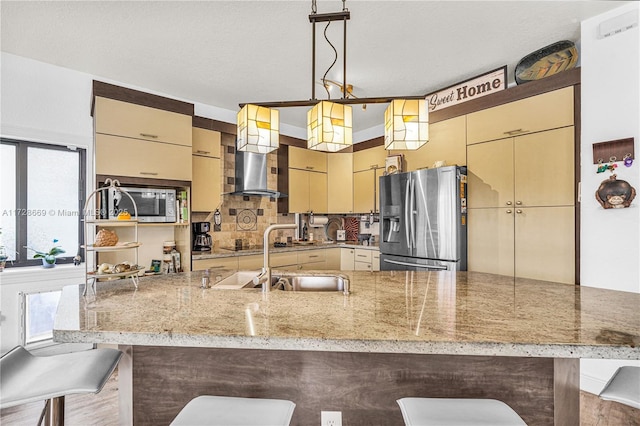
<box><xmin>328</xmin><ymin>152</ymin><xmax>353</xmax><ymax>213</ymax></box>
<box><xmin>396</xmin><ymin>115</ymin><xmax>467</xmax><ymax>171</ymax></box>
<box><xmin>288</xmin><ymin>146</ymin><xmax>328</xmax><ymax>213</ymax></box>
<box><xmin>353</xmin><ymin>145</ymin><xmax>386</xmax><ymax>213</ymax></box>
<box><xmin>94</xmin><ymin>95</ymin><xmax>193</xmax><ymax>181</ymax></box>
<box><xmin>466</xmin><ymin>86</ymin><xmax>574</xmax><ymax>145</ymax></box>
<box><xmin>353</xmin><ymin>145</ymin><xmax>386</xmax><ymax>172</ymax></box>
<box><xmin>467</xmin><ymin>126</ymin><xmax>574</xmax><ymax>209</ymax></box>
<box><xmin>191</xmin><ymin>126</ymin><xmax>222</xmax><ymax>212</ymax></box>
<box><xmin>192</xmin><ymin>127</ymin><xmax>221</xmax><ymax>157</ymax></box>
<box><xmin>94</xmin><ymin>97</ymin><xmax>192</xmax><ymax>147</ymax></box>
<box><xmin>95</xmin><ymin>134</ymin><xmax>192</xmax><ymax>181</ymax></box>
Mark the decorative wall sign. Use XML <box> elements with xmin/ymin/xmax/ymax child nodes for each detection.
<box><xmin>595</xmin><ymin>175</ymin><xmax>636</xmax><ymax>209</ymax></box>
<box><xmin>425</xmin><ymin>66</ymin><xmax>507</xmax><ymax>112</ymax></box>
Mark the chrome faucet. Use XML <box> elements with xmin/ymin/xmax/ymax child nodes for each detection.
<box><xmin>254</xmin><ymin>223</ymin><xmax>297</xmax><ymax>292</ymax></box>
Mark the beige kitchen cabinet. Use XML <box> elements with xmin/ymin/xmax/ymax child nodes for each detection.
<box><xmin>466</xmin><ymin>86</ymin><xmax>574</xmax><ymax>145</ymax></box>
<box><xmin>340</xmin><ymin>247</ymin><xmax>355</xmax><ymax>271</ymax></box>
<box><xmin>95</xmin><ymin>134</ymin><xmax>192</xmax><ymax>181</ymax></box>
<box><xmin>372</xmin><ymin>250</ymin><xmax>380</xmax><ymax>272</ymax></box>
<box><xmin>327</xmin><ymin>152</ymin><xmax>353</xmax><ymax>213</ymax></box>
<box><xmin>192</xmin><ymin>257</ymin><xmax>238</xmax><ymax>271</ymax></box>
<box><xmin>95</xmin><ymin>97</ymin><xmax>192</xmax><ymax>147</ymax></box>
<box><xmin>192</xmin><ymin>128</ymin><xmax>221</xmax><ymax>157</ymax></box>
<box><xmin>353</xmin><ymin>145</ymin><xmax>386</xmax><ymax>172</ymax></box>
<box><xmin>288</xmin><ymin>168</ymin><xmax>328</xmax><ymax>213</ymax></box>
<box><xmin>325</xmin><ymin>248</ymin><xmax>341</xmax><ymax>270</ymax></box>
<box><xmin>289</xmin><ymin>146</ymin><xmax>327</xmax><ymax>172</ymax></box>
<box><xmin>394</xmin><ymin>115</ymin><xmax>467</xmax><ymax>171</ymax></box>
<box><xmin>353</xmin><ymin>167</ymin><xmax>385</xmax><ymax>213</ymax></box>
<box><xmin>298</xmin><ymin>249</ymin><xmax>326</xmax><ymax>270</ymax></box>
<box><xmin>192</xmin><ymin>156</ymin><xmax>221</xmax><ymax>212</ymax></box>
<box><xmin>467</xmin><ymin>208</ymin><xmax>515</xmax><ymax>277</ymax></box>
<box><xmin>468</xmin><ymin>127</ymin><xmax>574</xmax><ymax>209</ymax></box>
<box><xmin>467</xmin><ymin>126</ymin><xmax>575</xmax><ymax>284</ymax></box>
<box><xmin>354</xmin><ymin>248</ymin><xmax>372</xmax><ymax>271</ymax></box>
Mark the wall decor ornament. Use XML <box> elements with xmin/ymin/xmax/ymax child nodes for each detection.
<box><xmin>595</xmin><ymin>174</ymin><xmax>636</xmax><ymax>209</ymax></box>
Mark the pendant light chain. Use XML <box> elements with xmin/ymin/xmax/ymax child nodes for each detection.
<box><xmin>311</xmin><ymin>0</ymin><xmax>317</xmax><ymax>14</ymax></box>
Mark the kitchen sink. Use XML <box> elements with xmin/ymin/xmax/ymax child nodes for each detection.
<box><xmin>211</xmin><ymin>271</ymin><xmax>349</xmax><ymax>294</ymax></box>
<box><xmin>265</xmin><ymin>273</ymin><xmax>350</xmax><ymax>294</ymax></box>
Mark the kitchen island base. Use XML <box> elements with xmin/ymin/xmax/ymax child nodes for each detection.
<box><xmin>118</xmin><ymin>345</ymin><xmax>579</xmax><ymax>425</ymax></box>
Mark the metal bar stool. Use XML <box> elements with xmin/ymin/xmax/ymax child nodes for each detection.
<box><xmin>170</xmin><ymin>395</ymin><xmax>296</xmax><ymax>426</ymax></box>
<box><xmin>0</xmin><ymin>346</ymin><xmax>122</xmax><ymax>426</ymax></box>
<box><xmin>599</xmin><ymin>366</ymin><xmax>640</xmax><ymax>409</ymax></box>
<box><xmin>397</xmin><ymin>398</ymin><xmax>527</xmax><ymax>425</ymax></box>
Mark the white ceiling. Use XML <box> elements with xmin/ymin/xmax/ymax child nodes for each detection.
<box><xmin>0</xmin><ymin>0</ymin><xmax>629</xmax><ymax>137</ymax></box>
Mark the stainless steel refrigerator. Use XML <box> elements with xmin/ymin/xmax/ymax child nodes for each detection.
<box><xmin>379</xmin><ymin>166</ymin><xmax>467</xmax><ymax>271</ymax></box>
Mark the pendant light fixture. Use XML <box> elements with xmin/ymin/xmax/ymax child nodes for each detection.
<box><xmin>308</xmin><ymin>101</ymin><xmax>352</xmax><ymax>152</ymax></box>
<box><xmin>238</xmin><ymin>0</ymin><xmax>426</xmax><ymax>152</ymax></box>
<box><xmin>236</xmin><ymin>104</ymin><xmax>279</xmax><ymax>154</ymax></box>
<box><xmin>384</xmin><ymin>99</ymin><xmax>429</xmax><ymax>150</ymax></box>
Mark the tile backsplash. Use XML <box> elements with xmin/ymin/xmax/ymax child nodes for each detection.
<box><xmin>191</xmin><ymin>135</ymin><xmax>295</xmax><ymax>250</ymax></box>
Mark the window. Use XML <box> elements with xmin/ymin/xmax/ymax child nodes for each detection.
<box><xmin>21</xmin><ymin>290</ymin><xmax>63</xmax><ymax>345</ymax></box>
<box><xmin>0</xmin><ymin>138</ymin><xmax>86</xmax><ymax>267</ymax></box>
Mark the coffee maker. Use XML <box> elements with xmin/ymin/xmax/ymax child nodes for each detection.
<box><xmin>192</xmin><ymin>222</ymin><xmax>212</xmax><ymax>252</ymax></box>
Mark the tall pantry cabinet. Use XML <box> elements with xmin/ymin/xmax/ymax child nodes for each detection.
<box><xmin>466</xmin><ymin>87</ymin><xmax>576</xmax><ymax>284</ymax></box>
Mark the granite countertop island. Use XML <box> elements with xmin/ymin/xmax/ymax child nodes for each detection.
<box><xmin>53</xmin><ymin>270</ymin><xmax>640</xmax><ymax>425</ymax></box>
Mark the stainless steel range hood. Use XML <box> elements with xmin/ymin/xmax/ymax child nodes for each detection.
<box><xmin>228</xmin><ymin>151</ymin><xmax>286</xmax><ymax>198</ymax></box>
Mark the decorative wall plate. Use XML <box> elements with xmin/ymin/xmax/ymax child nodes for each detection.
<box><xmin>236</xmin><ymin>209</ymin><xmax>257</xmax><ymax>230</ymax></box>
<box><xmin>596</xmin><ymin>175</ymin><xmax>636</xmax><ymax>209</ymax></box>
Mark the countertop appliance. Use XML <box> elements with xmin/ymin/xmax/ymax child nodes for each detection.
<box><xmin>102</xmin><ymin>186</ymin><xmax>176</xmax><ymax>223</ymax></box>
<box><xmin>379</xmin><ymin>166</ymin><xmax>467</xmax><ymax>271</ymax></box>
<box><xmin>192</xmin><ymin>222</ymin><xmax>212</xmax><ymax>252</ymax></box>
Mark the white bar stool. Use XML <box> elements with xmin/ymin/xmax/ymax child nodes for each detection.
<box><xmin>0</xmin><ymin>345</ymin><xmax>122</xmax><ymax>426</ymax></box>
<box><xmin>598</xmin><ymin>366</ymin><xmax>640</xmax><ymax>409</ymax></box>
<box><xmin>170</xmin><ymin>395</ymin><xmax>296</xmax><ymax>426</ymax></box>
<box><xmin>397</xmin><ymin>397</ymin><xmax>527</xmax><ymax>425</ymax></box>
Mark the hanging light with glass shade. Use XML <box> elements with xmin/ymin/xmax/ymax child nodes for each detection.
<box><xmin>236</xmin><ymin>104</ymin><xmax>279</xmax><ymax>154</ymax></box>
<box><xmin>384</xmin><ymin>99</ymin><xmax>429</xmax><ymax>150</ymax></box>
<box><xmin>307</xmin><ymin>101</ymin><xmax>352</xmax><ymax>152</ymax></box>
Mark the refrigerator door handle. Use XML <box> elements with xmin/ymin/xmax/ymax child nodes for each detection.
<box><xmin>410</xmin><ymin>178</ymin><xmax>416</xmax><ymax>249</ymax></box>
<box><xmin>383</xmin><ymin>259</ymin><xmax>448</xmax><ymax>270</ymax></box>
<box><xmin>404</xmin><ymin>178</ymin><xmax>412</xmax><ymax>249</ymax></box>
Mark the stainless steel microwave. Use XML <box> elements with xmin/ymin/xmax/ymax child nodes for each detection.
<box><xmin>102</xmin><ymin>187</ymin><xmax>177</xmax><ymax>223</ymax></box>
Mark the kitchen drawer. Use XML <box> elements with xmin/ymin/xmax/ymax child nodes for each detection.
<box><xmin>96</xmin><ymin>134</ymin><xmax>192</xmax><ymax>181</ymax></box>
<box><xmin>298</xmin><ymin>250</ymin><xmax>326</xmax><ymax>264</ymax></box>
<box><xmin>270</xmin><ymin>252</ymin><xmax>298</xmax><ymax>268</ymax></box>
<box><xmin>466</xmin><ymin>86</ymin><xmax>573</xmax><ymax>145</ymax></box>
<box><xmin>192</xmin><ymin>128</ymin><xmax>221</xmax><ymax>157</ymax></box>
<box><xmin>192</xmin><ymin>257</ymin><xmax>238</xmax><ymax>271</ymax></box>
<box><xmin>354</xmin><ymin>261</ymin><xmax>372</xmax><ymax>271</ymax></box>
<box><xmin>95</xmin><ymin>97</ymin><xmax>192</xmax><ymax>147</ymax></box>
<box><xmin>354</xmin><ymin>249</ymin><xmax>372</xmax><ymax>263</ymax></box>
<box><xmin>237</xmin><ymin>254</ymin><xmax>263</xmax><ymax>270</ymax></box>
<box><xmin>289</xmin><ymin>146</ymin><xmax>327</xmax><ymax>172</ymax></box>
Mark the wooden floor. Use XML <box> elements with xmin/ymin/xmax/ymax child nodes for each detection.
<box><xmin>1</xmin><ymin>368</ymin><xmax>638</xmax><ymax>425</ymax></box>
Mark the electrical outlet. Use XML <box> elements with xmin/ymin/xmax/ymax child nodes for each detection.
<box><xmin>321</xmin><ymin>411</ymin><xmax>342</xmax><ymax>426</ymax></box>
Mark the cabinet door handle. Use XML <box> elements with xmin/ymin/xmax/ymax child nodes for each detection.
<box><xmin>516</xmin><ymin>209</ymin><xmax>523</xmax><ymax>214</ymax></box>
<box><xmin>503</xmin><ymin>129</ymin><xmax>527</xmax><ymax>136</ymax></box>
<box><xmin>140</xmin><ymin>133</ymin><xmax>159</xmax><ymax>139</ymax></box>
<box><xmin>516</xmin><ymin>201</ymin><xmax>522</xmax><ymax>205</ymax></box>
<box><xmin>308</xmin><ymin>255</ymin><xmax>319</xmax><ymax>258</ymax></box>
<box><xmin>506</xmin><ymin>209</ymin><xmax>513</xmax><ymax>214</ymax></box>
<box><xmin>506</xmin><ymin>201</ymin><xmax>512</xmax><ymax>206</ymax></box>
<box><xmin>306</xmin><ymin>166</ymin><xmax>314</xmax><ymax>170</ymax></box>
<box><xmin>140</xmin><ymin>172</ymin><xmax>159</xmax><ymax>176</ymax></box>
<box><xmin>196</xmin><ymin>150</ymin><xmax>211</xmax><ymax>154</ymax></box>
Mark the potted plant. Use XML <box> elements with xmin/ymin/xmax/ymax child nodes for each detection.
<box><xmin>25</xmin><ymin>239</ymin><xmax>66</xmax><ymax>268</ymax></box>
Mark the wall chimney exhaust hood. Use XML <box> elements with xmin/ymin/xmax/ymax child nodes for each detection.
<box><xmin>228</xmin><ymin>151</ymin><xmax>286</xmax><ymax>198</ymax></box>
